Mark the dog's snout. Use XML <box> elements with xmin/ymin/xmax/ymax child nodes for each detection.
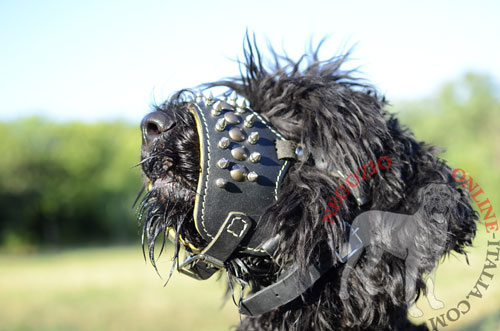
<box><xmin>141</xmin><ymin>111</ymin><xmax>174</xmax><ymax>151</ymax></box>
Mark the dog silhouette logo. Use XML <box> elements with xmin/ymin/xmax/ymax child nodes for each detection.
<box><xmin>339</xmin><ymin>183</ymin><xmax>460</xmax><ymax>317</ymax></box>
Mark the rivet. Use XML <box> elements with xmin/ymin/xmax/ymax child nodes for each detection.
<box><xmin>247</xmin><ymin>171</ymin><xmax>258</xmax><ymax>182</ymax></box>
<box><xmin>218</xmin><ymin>137</ymin><xmax>230</xmax><ymax>149</ymax></box>
<box><xmin>224</xmin><ymin>112</ymin><xmax>241</xmax><ymax>124</ymax></box>
<box><xmin>230</xmin><ymin>164</ymin><xmax>247</xmax><ymax>182</ymax></box>
<box><xmin>215</xmin><ymin>178</ymin><xmax>227</xmax><ymax>188</ymax></box>
<box><xmin>215</xmin><ymin>118</ymin><xmax>226</xmax><ymax>131</ymax></box>
<box><xmin>229</xmin><ymin>127</ymin><xmax>245</xmax><ymax>142</ymax></box>
<box><xmin>231</xmin><ymin>146</ymin><xmax>248</xmax><ymax>160</ymax></box>
<box><xmin>244</xmin><ymin>114</ymin><xmax>256</xmax><ymax>128</ymax></box>
<box><xmin>249</xmin><ymin>152</ymin><xmax>261</xmax><ymax>163</ymax></box>
<box><xmin>248</xmin><ymin>132</ymin><xmax>259</xmax><ymax>144</ymax></box>
<box><xmin>295</xmin><ymin>146</ymin><xmax>303</xmax><ymax>160</ymax></box>
<box><xmin>217</xmin><ymin>158</ymin><xmax>229</xmax><ymax>169</ymax></box>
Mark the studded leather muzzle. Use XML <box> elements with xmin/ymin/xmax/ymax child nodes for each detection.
<box><xmin>177</xmin><ymin>92</ymin><xmax>293</xmax><ymax>279</ymax></box>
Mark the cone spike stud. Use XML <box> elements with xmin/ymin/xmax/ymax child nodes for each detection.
<box><xmin>229</xmin><ymin>91</ymin><xmax>237</xmax><ymax>106</ymax></box>
<box><xmin>205</xmin><ymin>91</ymin><xmax>214</xmax><ymax>106</ymax></box>
<box><xmin>217</xmin><ymin>158</ymin><xmax>229</xmax><ymax>169</ymax></box>
<box><xmin>238</xmin><ymin>98</ymin><xmax>248</xmax><ymax>109</ymax></box>
<box><xmin>244</xmin><ymin>114</ymin><xmax>257</xmax><ymax>128</ymax></box>
<box><xmin>247</xmin><ymin>171</ymin><xmax>258</xmax><ymax>182</ymax></box>
<box><xmin>215</xmin><ymin>178</ymin><xmax>227</xmax><ymax>188</ymax></box>
<box><xmin>248</xmin><ymin>132</ymin><xmax>259</xmax><ymax>144</ymax></box>
<box><xmin>249</xmin><ymin>151</ymin><xmax>261</xmax><ymax>163</ymax></box>
<box><xmin>220</xmin><ymin>94</ymin><xmax>228</xmax><ymax>102</ymax></box>
<box><xmin>196</xmin><ymin>90</ymin><xmax>203</xmax><ymax>103</ymax></box>
<box><xmin>218</xmin><ymin>137</ymin><xmax>230</xmax><ymax>149</ymax></box>
<box><xmin>211</xmin><ymin>100</ymin><xmax>223</xmax><ymax>116</ymax></box>
<box><xmin>215</xmin><ymin>118</ymin><xmax>226</xmax><ymax>131</ymax></box>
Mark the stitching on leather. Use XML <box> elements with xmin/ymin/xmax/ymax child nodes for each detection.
<box><xmin>196</xmin><ymin>103</ymin><xmax>215</xmax><ymax>239</ymax></box>
<box><xmin>248</xmin><ymin>108</ymin><xmax>285</xmax><ymax>140</ymax></box>
<box><xmin>242</xmin><ymin>246</ymin><xmax>267</xmax><ymax>253</ymax></box>
<box><xmin>275</xmin><ymin>160</ymin><xmax>288</xmax><ymax>201</ymax></box>
<box><xmin>227</xmin><ymin>216</ymin><xmax>248</xmax><ymax>238</ymax></box>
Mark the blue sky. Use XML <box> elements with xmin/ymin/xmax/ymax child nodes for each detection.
<box><xmin>0</xmin><ymin>0</ymin><xmax>498</xmax><ymax>122</ymax></box>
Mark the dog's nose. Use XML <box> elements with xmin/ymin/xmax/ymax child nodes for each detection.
<box><xmin>141</xmin><ymin>111</ymin><xmax>174</xmax><ymax>151</ymax></box>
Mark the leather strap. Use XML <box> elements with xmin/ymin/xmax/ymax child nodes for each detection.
<box><xmin>178</xmin><ymin>212</ymin><xmax>253</xmax><ymax>280</ymax></box>
<box><xmin>239</xmin><ymin>257</ymin><xmax>335</xmax><ymax>316</ymax></box>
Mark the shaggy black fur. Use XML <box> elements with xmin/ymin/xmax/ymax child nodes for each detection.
<box><xmin>138</xmin><ymin>37</ymin><xmax>478</xmax><ymax>330</ymax></box>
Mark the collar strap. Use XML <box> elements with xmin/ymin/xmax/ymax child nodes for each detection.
<box><xmin>239</xmin><ymin>258</ymin><xmax>335</xmax><ymax>316</ymax></box>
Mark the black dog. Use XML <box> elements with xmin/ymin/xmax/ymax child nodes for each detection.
<box><xmin>138</xmin><ymin>37</ymin><xmax>478</xmax><ymax>330</ymax></box>
<box><xmin>339</xmin><ymin>183</ymin><xmax>459</xmax><ymax>317</ymax></box>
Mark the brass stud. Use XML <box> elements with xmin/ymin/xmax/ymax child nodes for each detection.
<box><xmin>231</xmin><ymin>146</ymin><xmax>248</xmax><ymax>160</ymax></box>
<box><xmin>247</xmin><ymin>171</ymin><xmax>258</xmax><ymax>182</ymax></box>
<box><xmin>224</xmin><ymin>112</ymin><xmax>241</xmax><ymax>124</ymax></box>
<box><xmin>215</xmin><ymin>118</ymin><xmax>226</xmax><ymax>131</ymax></box>
<box><xmin>249</xmin><ymin>152</ymin><xmax>261</xmax><ymax>163</ymax></box>
<box><xmin>248</xmin><ymin>132</ymin><xmax>259</xmax><ymax>144</ymax></box>
<box><xmin>218</xmin><ymin>137</ymin><xmax>230</xmax><ymax>149</ymax></box>
<box><xmin>217</xmin><ymin>158</ymin><xmax>229</xmax><ymax>169</ymax></box>
<box><xmin>244</xmin><ymin>114</ymin><xmax>256</xmax><ymax>128</ymax></box>
<box><xmin>230</xmin><ymin>164</ymin><xmax>247</xmax><ymax>182</ymax></box>
<box><xmin>229</xmin><ymin>127</ymin><xmax>245</xmax><ymax>142</ymax></box>
<box><xmin>215</xmin><ymin>178</ymin><xmax>227</xmax><ymax>188</ymax></box>
<box><xmin>211</xmin><ymin>101</ymin><xmax>223</xmax><ymax>116</ymax></box>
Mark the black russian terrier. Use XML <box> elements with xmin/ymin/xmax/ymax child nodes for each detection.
<box><xmin>137</xmin><ymin>38</ymin><xmax>478</xmax><ymax>330</ymax></box>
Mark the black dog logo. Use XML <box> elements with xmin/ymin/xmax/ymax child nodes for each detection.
<box><xmin>339</xmin><ymin>183</ymin><xmax>459</xmax><ymax>317</ymax></box>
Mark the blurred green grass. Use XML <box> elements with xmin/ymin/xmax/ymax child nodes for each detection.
<box><xmin>1</xmin><ymin>238</ymin><xmax>499</xmax><ymax>331</ymax></box>
<box><xmin>0</xmin><ymin>246</ymin><xmax>239</xmax><ymax>331</ymax></box>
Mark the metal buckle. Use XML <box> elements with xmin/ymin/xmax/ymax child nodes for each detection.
<box><xmin>178</xmin><ymin>254</ymin><xmax>225</xmax><ymax>280</ymax></box>
<box><xmin>335</xmin><ymin>227</ymin><xmax>363</xmax><ymax>263</ymax></box>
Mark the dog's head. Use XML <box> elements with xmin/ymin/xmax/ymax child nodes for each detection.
<box><xmin>419</xmin><ymin>183</ymin><xmax>461</xmax><ymax>224</ymax></box>
<box><xmin>137</xmin><ymin>38</ymin><xmax>478</xmax><ymax>329</ymax></box>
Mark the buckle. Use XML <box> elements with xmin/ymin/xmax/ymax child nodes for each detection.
<box><xmin>178</xmin><ymin>254</ymin><xmax>224</xmax><ymax>280</ymax></box>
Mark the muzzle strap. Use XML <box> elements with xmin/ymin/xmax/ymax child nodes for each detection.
<box><xmin>179</xmin><ymin>212</ymin><xmax>253</xmax><ymax>279</ymax></box>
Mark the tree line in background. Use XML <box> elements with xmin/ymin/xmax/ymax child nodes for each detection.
<box><xmin>0</xmin><ymin>73</ymin><xmax>498</xmax><ymax>250</ymax></box>
<box><xmin>0</xmin><ymin>119</ymin><xmax>143</xmax><ymax>249</ymax></box>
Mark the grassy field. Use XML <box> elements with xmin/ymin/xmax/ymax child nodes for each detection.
<box><xmin>1</xmin><ymin>229</ymin><xmax>499</xmax><ymax>331</ymax></box>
